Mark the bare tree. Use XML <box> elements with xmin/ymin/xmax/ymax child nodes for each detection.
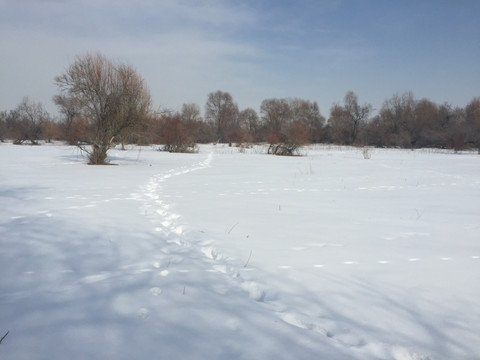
<box><xmin>181</xmin><ymin>103</ymin><xmax>202</xmax><ymax>123</ymax></box>
<box><xmin>328</xmin><ymin>91</ymin><xmax>371</xmax><ymax>145</ymax></box>
<box><xmin>54</xmin><ymin>53</ymin><xmax>152</xmax><ymax>164</ymax></box>
<box><xmin>377</xmin><ymin>92</ymin><xmax>416</xmax><ymax>147</ymax></box>
<box><xmin>205</xmin><ymin>90</ymin><xmax>239</xmax><ymax>143</ymax></box>
<box><xmin>289</xmin><ymin>98</ymin><xmax>325</xmax><ymax>143</ymax></box>
<box><xmin>0</xmin><ymin>111</ymin><xmax>7</xmax><ymax>142</ymax></box>
<box><xmin>179</xmin><ymin>103</ymin><xmax>203</xmax><ymax>143</ymax></box>
<box><xmin>437</xmin><ymin>103</ymin><xmax>464</xmax><ymax>150</ymax></box>
<box><xmin>412</xmin><ymin>98</ymin><xmax>440</xmax><ymax>147</ymax></box>
<box><xmin>260</xmin><ymin>98</ymin><xmax>291</xmax><ymax>143</ymax></box>
<box><xmin>238</xmin><ymin>108</ymin><xmax>260</xmax><ymax>143</ymax></box>
<box><xmin>159</xmin><ymin>113</ymin><xmax>198</xmax><ymax>153</ymax></box>
<box><xmin>10</xmin><ymin>97</ymin><xmax>50</xmax><ymax>145</ymax></box>
<box><xmin>260</xmin><ymin>98</ymin><xmax>318</xmax><ymax>155</ymax></box>
<box><xmin>465</xmin><ymin>97</ymin><xmax>480</xmax><ymax>150</ymax></box>
<box><xmin>41</xmin><ymin>120</ymin><xmax>61</xmax><ymax>143</ymax></box>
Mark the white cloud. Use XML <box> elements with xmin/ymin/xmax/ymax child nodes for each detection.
<box><xmin>2</xmin><ymin>0</ymin><xmax>477</xmax><ymax>116</ymax></box>
<box><xmin>0</xmin><ymin>0</ymin><xmax>268</xmax><ymax>113</ymax></box>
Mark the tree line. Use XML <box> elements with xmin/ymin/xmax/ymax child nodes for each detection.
<box><xmin>1</xmin><ymin>53</ymin><xmax>479</xmax><ymax>163</ymax></box>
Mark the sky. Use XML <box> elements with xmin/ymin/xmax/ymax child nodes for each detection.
<box><xmin>1</xmin><ymin>0</ymin><xmax>479</xmax><ymax>117</ymax></box>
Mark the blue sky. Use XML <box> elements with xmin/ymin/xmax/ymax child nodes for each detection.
<box><xmin>1</xmin><ymin>0</ymin><xmax>479</xmax><ymax>116</ymax></box>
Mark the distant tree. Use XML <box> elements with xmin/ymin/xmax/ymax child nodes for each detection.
<box><xmin>260</xmin><ymin>98</ymin><xmax>318</xmax><ymax>155</ymax></box>
<box><xmin>194</xmin><ymin>121</ymin><xmax>217</xmax><ymax>144</ymax></box>
<box><xmin>363</xmin><ymin>114</ymin><xmax>389</xmax><ymax>147</ymax></box>
<box><xmin>238</xmin><ymin>108</ymin><xmax>260</xmax><ymax>143</ymax></box>
<box><xmin>260</xmin><ymin>98</ymin><xmax>291</xmax><ymax>143</ymax></box>
<box><xmin>363</xmin><ymin>94</ymin><xmax>478</xmax><ymax>150</ymax></box>
<box><xmin>159</xmin><ymin>113</ymin><xmax>198</xmax><ymax>153</ymax></box>
<box><xmin>410</xmin><ymin>99</ymin><xmax>441</xmax><ymax>147</ymax></box>
<box><xmin>0</xmin><ymin>111</ymin><xmax>7</xmax><ymax>141</ymax></box>
<box><xmin>465</xmin><ymin>97</ymin><xmax>480</xmax><ymax>150</ymax></box>
<box><xmin>438</xmin><ymin>102</ymin><xmax>453</xmax><ymax>130</ymax></box>
<box><xmin>54</xmin><ymin>53</ymin><xmax>152</xmax><ymax>164</ymax></box>
<box><xmin>205</xmin><ymin>90</ymin><xmax>240</xmax><ymax>143</ymax></box>
<box><xmin>435</xmin><ymin>104</ymin><xmax>467</xmax><ymax>151</ymax></box>
<box><xmin>53</xmin><ymin>93</ymin><xmax>81</xmax><ymax>144</ymax></box>
<box><xmin>180</xmin><ymin>103</ymin><xmax>204</xmax><ymax>143</ymax></box>
<box><xmin>41</xmin><ymin>120</ymin><xmax>61</xmax><ymax>143</ymax></box>
<box><xmin>328</xmin><ymin>91</ymin><xmax>371</xmax><ymax>145</ymax></box>
<box><xmin>289</xmin><ymin>98</ymin><xmax>325</xmax><ymax>143</ymax></box>
<box><xmin>9</xmin><ymin>97</ymin><xmax>50</xmax><ymax>145</ymax></box>
<box><xmin>280</xmin><ymin>119</ymin><xmax>310</xmax><ymax>154</ymax></box>
<box><xmin>181</xmin><ymin>103</ymin><xmax>202</xmax><ymax>123</ymax></box>
<box><xmin>376</xmin><ymin>92</ymin><xmax>416</xmax><ymax>147</ymax></box>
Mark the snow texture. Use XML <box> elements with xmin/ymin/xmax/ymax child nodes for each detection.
<box><xmin>0</xmin><ymin>142</ymin><xmax>479</xmax><ymax>359</ymax></box>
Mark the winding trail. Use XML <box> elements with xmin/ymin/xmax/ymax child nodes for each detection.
<box><xmin>130</xmin><ymin>149</ymin><xmax>441</xmax><ymax>360</ymax></box>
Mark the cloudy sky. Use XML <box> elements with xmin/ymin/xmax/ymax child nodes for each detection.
<box><xmin>1</xmin><ymin>0</ymin><xmax>479</xmax><ymax>116</ymax></box>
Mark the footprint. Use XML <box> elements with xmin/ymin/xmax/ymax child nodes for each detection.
<box><xmin>336</xmin><ymin>333</ymin><xmax>366</xmax><ymax>347</ymax></box>
<box><xmin>391</xmin><ymin>346</ymin><xmax>431</xmax><ymax>360</ymax></box>
<box><xmin>156</xmin><ymin>209</ymin><xmax>168</xmax><ymax>216</ymax></box>
<box><xmin>202</xmin><ymin>247</ymin><xmax>219</xmax><ymax>260</ymax></box>
<box><xmin>139</xmin><ymin>308</ymin><xmax>150</xmax><ymax>319</ymax></box>
<box><xmin>37</xmin><ymin>210</ymin><xmax>53</xmax><ymax>217</ymax></box>
<box><xmin>160</xmin><ymin>270</ymin><xmax>169</xmax><ymax>277</ymax></box>
<box><xmin>279</xmin><ymin>312</ymin><xmax>332</xmax><ymax>337</ymax></box>
<box><xmin>171</xmin><ymin>226</ymin><xmax>183</xmax><ymax>235</ymax></box>
<box><xmin>211</xmin><ymin>265</ymin><xmax>228</xmax><ymax>274</ymax></box>
<box><xmin>241</xmin><ymin>281</ymin><xmax>266</xmax><ymax>302</ymax></box>
<box><xmin>80</xmin><ymin>273</ymin><xmax>110</xmax><ymax>284</ymax></box>
<box><xmin>280</xmin><ymin>312</ymin><xmax>311</xmax><ymax>330</ymax></box>
<box><xmin>133</xmin><ymin>268</ymin><xmax>153</xmax><ymax>274</ymax></box>
<box><xmin>149</xmin><ymin>287</ymin><xmax>162</xmax><ymax>296</ymax></box>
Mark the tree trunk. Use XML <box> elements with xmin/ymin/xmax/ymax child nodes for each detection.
<box><xmin>88</xmin><ymin>143</ymin><xmax>109</xmax><ymax>164</ymax></box>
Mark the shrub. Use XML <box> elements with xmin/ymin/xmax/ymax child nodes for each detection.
<box><xmin>159</xmin><ymin>114</ymin><xmax>198</xmax><ymax>153</ymax></box>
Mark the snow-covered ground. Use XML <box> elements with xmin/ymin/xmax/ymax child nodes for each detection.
<box><xmin>0</xmin><ymin>142</ymin><xmax>479</xmax><ymax>360</ymax></box>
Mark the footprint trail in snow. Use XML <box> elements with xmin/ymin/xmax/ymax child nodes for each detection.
<box><xmin>133</xmin><ymin>149</ymin><xmax>443</xmax><ymax>360</ymax></box>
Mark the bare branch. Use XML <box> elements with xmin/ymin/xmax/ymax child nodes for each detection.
<box><xmin>0</xmin><ymin>331</ymin><xmax>9</xmax><ymax>344</ymax></box>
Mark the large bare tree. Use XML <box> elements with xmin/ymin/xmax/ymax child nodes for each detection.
<box><xmin>205</xmin><ymin>90</ymin><xmax>239</xmax><ymax>143</ymax></box>
<box><xmin>54</xmin><ymin>53</ymin><xmax>152</xmax><ymax>164</ymax></box>
<box><xmin>328</xmin><ymin>91</ymin><xmax>371</xmax><ymax>145</ymax></box>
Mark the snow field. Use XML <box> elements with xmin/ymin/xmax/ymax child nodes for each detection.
<box><xmin>0</xmin><ymin>143</ymin><xmax>479</xmax><ymax>359</ymax></box>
